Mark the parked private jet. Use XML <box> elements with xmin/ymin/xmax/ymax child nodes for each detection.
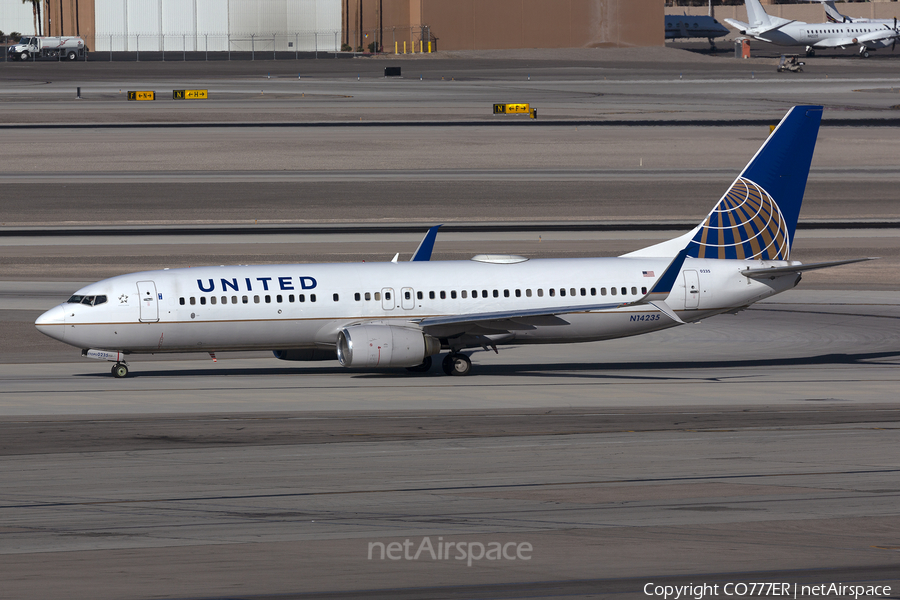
<box><xmin>819</xmin><ymin>0</ymin><xmax>896</xmax><ymax>26</ymax></box>
<box><xmin>35</xmin><ymin>106</ymin><xmax>869</xmax><ymax>378</ymax></box>
<box><xmin>726</xmin><ymin>0</ymin><xmax>900</xmax><ymax>57</ymax></box>
<box><xmin>666</xmin><ymin>0</ymin><xmax>731</xmax><ymax>49</ymax></box>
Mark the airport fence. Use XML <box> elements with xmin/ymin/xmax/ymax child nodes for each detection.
<box><xmin>1</xmin><ymin>27</ymin><xmax>435</xmax><ymax>62</ymax></box>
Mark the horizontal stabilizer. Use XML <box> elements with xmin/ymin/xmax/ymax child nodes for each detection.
<box><xmin>724</xmin><ymin>18</ymin><xmax>750</xmax><ymax>31</ymax></box>
<box><xmin>741</xmin><ymin>257</ymin><xmax>874</xmax><ymax>279</ymax></box>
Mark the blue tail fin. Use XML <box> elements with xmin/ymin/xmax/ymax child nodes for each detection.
<box><xmin>686</xmin><ymin>105</ymin><xmax>822</xmax><ymax>261</ymax></box>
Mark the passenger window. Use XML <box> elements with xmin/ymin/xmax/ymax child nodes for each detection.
<box><xmin>310</xmin><ymin>294</ymin><xmax>317</xmax><ymax>302</ymax></box>
<box><xmin>375</xmin><ymin>292</ymin><xmax>381</xmax><ymax>301</ymax></box>
<box><xmin>515</xmin><ymin>289</ymin><xmax>521</xmax><ymax>297</ymax></box>
<box><xmin>232</xmin><ymin>296</ymin><xmax>238</xmax><ymax>304</ymax></box>
<box><xmin>265</xmin><ymin>295</ymin><xmax>271</xmax><ymax>303</ymax></box>
<box><xmin>254</xmin><ymin>295</ymin><xmax>260</xmax><ymax>303</ymax></box>
<box><xmin>333</xmin><ymin>293</ymin><xmax>339</xmax><ymax>302</ymax></box>
<box><xmin>242</xmin><ymin>295</ymin><xmax>248</xmax><ymax>304</ymax></box>
<box><xmin>549</xmin><ymin>289</ymin><xmax>556</xmax><ymax>297</ymax></box>
<box><xmin>299</xmin><ymin>294</ymin><xmax>305</xmax><ymax>302</ymax></box>
<box><xmin>288</xmin><ymin>294</ymin><xmax>294</xmax><ymax>302</ymax></box>
<box><xmin>210</xmin><ymin>296</ymin><xmax>217</xmax><ymax>305</ymax></box>
<box><xmin>276</xmin><ymin>295</ymin><xmax>282</xmax><ymax>303</ymax></box>
<box><xmin>631</xmin><ymin>287</ymin><xmax>637</xmax><ymax>295</ymax></box>
<box><xmin>601</xmin><ymin>288</ymin><xmax>607</xmax><ymax>296</ymax></box>
<box><xmin>482</xmin><ymin>290</ymin><xmax>488</xmax><ymax>298</ymax></box>
<box><xmin>405</xmin><ymin>291</ymin><xmax>411</xmax><ymax>300</ymax></box>
<box><xmin>611</xmin><ymin>288</ymin><xmax>617</xmax><ymax>296</ymax></box>
<box><xmin>440</xmin><ymin>291</ymin><xmax>446</xmax><ymax>299</ymax></box>
<box><xmin>526</xmin><ymin>289</ymin><xmax>532</xmax><ymax>297</ymax></box>
<box><xmin>493</xmin><ymin>290</ymin><xmax>499</xmax><ymax>298</ymax></box>
<box><xmin>461</xmin><ymin>290</ymin><xmax>467</xmax><ymax>299</ymax></box>
<box><xmin>384</xmin><ymin>292</ymin><xmax>390</xmax><ymax>300</ymax></box>
<box><xmin>417</xmin><ymin>291</ymin><xmax>423</xmax><ymax>300</ymax></box>
<box><xmin>179</xmin><ymin>297</ymin><xmax>185</xmax><ymax>305</ymax></box>
<box><xmin>570</xmin><ymin>288</ymin><xmax>576</xmax><ymax>296</ymax></box>
<box><xmin>200</xmin><ymin>297</ymin><xmax>207</xmax><ymax>305</ymax></box>
<box><xmin>641</xmin><ymin>287</ymin><xmax>647</xmax><ymax>295</ymax></box>
<box><xmin>451</xmin><ymin>290</ymin><xmax>457</xmax><ymax>299</ymax></box>
<box><xmin>222</xmin><ymin>296</ymin><xmax>228</xmax><ymax>304</ymax></box>
<box><xmin>355</xmin><ymin>293</ymin><xmax>361</xmax><ymax>301</ymax></box>
<box><xmin>559</xmin><ymin>288</ymin><xmax>565</xmax><ymax>297</ymax></box>
<box><xmin>429</xmin><ymin>291</ymin><xmax>435</xmax><ymax>299</ymax></box>
<box><xmin>503</xmin><ymin>289</ymin><xmax>509</xmax><ymax>298</ymax></box>
<box><xmin>365</xmin><ymin>292</ymin><xmax>371</xmax><ymax>301</ymax></box>
<box><xmin>591</xmin><ymin>288</ymin><xmax>596</xmax><ymax>296</ymax></box>
<box><xmin>472</xmin><ymin>290</ymin><xmax>478</xmax><ymax>298</ymax></box>
<box><xmin>537</xmin><ymin>289</ymin><xmax>543</xmax><ymax>297</ymax></box>
<box><xmin>621</xmin><ymin>287</ymin><xmax>627</xmax><ymax>295</ymax></box>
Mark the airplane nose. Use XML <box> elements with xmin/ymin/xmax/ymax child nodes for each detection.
<box><xmin>35</xmin><ymin>304</ymin><xmax>66</xmax><ymax>341</ymax></box>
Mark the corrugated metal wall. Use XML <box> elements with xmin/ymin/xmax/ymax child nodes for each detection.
<box><xmin>93</xmin><ymin>0</ymin><xmax>340</xmax><ymax>52</ymax></box>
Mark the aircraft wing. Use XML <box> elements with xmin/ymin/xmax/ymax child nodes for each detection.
<box><xmin>741</xmin><ymin>257</ymin><xmax>874</xmax><ymax>279</ymax></box>
<box><xmin>813</xmin><ymin>27</ymin><xmax>898</xmax><ymax>48</ymax></box>
<box><xmin>416</xmin><ymin>246</ymin><xmax>692</xmax><ymax>336</ymax></box>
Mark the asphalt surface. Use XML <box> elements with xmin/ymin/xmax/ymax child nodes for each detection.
<box><xmin>1</xmin><ymin>48</ymin><xmax>899</xmax><ymax>599</ymax></box>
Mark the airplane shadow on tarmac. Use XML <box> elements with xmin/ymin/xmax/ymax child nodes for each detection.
<box><xmin>73</xmin><ymin>349</ymin><xmax>900</xmax><ymax>379</ymax></box>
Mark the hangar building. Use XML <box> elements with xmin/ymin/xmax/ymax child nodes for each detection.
<box><xmin>28</xmin><ymin>0</ymin><xmax>661</xmax><ymax>53</ymax></box>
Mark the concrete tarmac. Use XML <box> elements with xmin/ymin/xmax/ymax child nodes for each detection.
<box><xmin>2</xmin><ymin>50</ymin><xmax>899</xmax><ymax>599</ymax></box>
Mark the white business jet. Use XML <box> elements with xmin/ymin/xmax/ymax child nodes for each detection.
<box><xmin>666</xmin><ymin>0</ymin><xmax>731</xmax><ymax>49</ymax></box>
<box><xmin>819</xmin><ymin>1</ymin><xmax>896</xmax><ymax>27</ymax></box>
<box><xmin>726</xmin><ymin>0</ymin><xmax>900</xmax><ymax>57</ymax></box>
<box><xmin>36</xmin><ymin>106</ymin><xmax>869</xmax><ymax>378</ymax></box>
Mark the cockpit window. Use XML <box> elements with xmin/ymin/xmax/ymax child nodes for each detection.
<box><xmin>67</xmin><ymin>295</ymin><xmax>107</xmax><ymax>306</ymax></box>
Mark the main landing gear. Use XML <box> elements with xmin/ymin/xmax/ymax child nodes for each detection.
<box><xmin>406</xmin><ymin>353</ymin><xmax>472</xmax><ymax>375</ymax></box>
<box><xmin>111</xmin><ymin>363</ymin><xmax>129</xmax><ymax>378</ymax></box>
<box><xmin>441</xmin><ymin>353</ymin><xmax>472</xmax><ymax>376</ymax></box>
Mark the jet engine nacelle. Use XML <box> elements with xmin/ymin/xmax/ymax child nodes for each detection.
<box><xmin>273</xmin><ymin>349</ymin><xmax>337</xmax><ymax>361</ymax></box>
<box><xmin>336</xmin><ymin>325</ymin><xmax>440</xmax><ymax>368</ymax></box>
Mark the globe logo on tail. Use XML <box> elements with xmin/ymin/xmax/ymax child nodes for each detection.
<box><xmin>689</xmin><ymin>177</ymin><xmax>789</xmax><ymax>261</ymax></box>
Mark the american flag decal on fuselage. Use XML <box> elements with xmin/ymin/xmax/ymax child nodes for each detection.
<box><xmin>687</xmin><ymin>176</ymin><xmax>790</xmax><ymax>261</ymax></box>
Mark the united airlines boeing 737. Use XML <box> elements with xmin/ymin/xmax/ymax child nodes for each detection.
<box><xmin>35</xmin><ymin>106</ymin><xmax>868</xmax><ymax>377</ymax></box>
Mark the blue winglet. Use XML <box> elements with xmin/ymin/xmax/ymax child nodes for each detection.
<box><xmin>644</xmin><ymin>244</ymin><xmax>692</xmax><ymax>301</ymax></box>
<box><xmin>410</xmin><ymin>225</ymin><xmax>442</xmax><ymax>262</ymax></box>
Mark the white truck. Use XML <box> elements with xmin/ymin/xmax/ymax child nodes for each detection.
<box><xmin>9</xmin><ymin>36</ymin><xmax>86</xmax><ymax>61</ymax></box>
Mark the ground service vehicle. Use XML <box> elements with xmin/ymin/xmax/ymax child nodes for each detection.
<box><xmin>9</xmin><ymin>36</ymin><xmax>86</xmax><ymax>61</ymax></box>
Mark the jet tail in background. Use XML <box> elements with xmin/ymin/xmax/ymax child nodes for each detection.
<box><xmin>821</xmin><ymin>0</ymin><xmax>849</xmax><ymax>23</ymax></box>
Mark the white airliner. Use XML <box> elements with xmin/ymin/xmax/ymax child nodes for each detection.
<box><xmin>726</xmin><ymin>0</ymin><xmax>900</xmax><ymax>57</ymax></box>
<box><xmin>36</xmin><ymin>106</ymin><xmax>869</xmax><ymax>378</ymax></box>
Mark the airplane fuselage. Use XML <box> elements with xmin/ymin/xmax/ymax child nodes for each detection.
<box><xmin>37</xmin><ymin>256</ymin><xmax>797</xmax><ymax>356</ymax></box>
